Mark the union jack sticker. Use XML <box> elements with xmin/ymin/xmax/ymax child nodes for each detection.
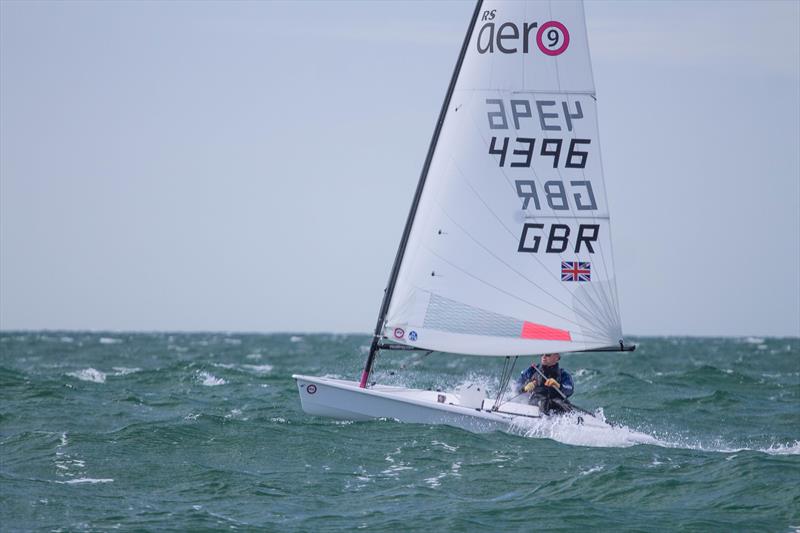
<box><xmin>561</xmin><ymin>261</ymin><xmax>591</xmax><ymax>282</ymax></box>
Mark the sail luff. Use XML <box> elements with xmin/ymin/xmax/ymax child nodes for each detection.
<box><xmin>359</xmin><ymin>0</ymin><xmax>485</xmax><ymax>388</ymax></box>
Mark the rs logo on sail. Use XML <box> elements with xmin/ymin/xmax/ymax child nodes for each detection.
<box><xmin>477</xmin><ymin>10</ymin><xmax>570</xmax><ymax>56</ymax></box>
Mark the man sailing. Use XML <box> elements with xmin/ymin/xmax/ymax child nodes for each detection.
<box><xmin>515</xmin><ymin>352</ymin><xmax>574</xmax><ymax>415</ymax></box>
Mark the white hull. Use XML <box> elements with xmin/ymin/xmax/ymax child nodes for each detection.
<box><xmin>292</xmin><ymin>374</ymin><xmax>604</xmax><ymax>434</ymax></box>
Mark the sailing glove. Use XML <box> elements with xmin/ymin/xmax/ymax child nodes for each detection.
<box><xmin>523</xmin><ymin>382</ymin><xmax>535</xmax><ymax>393</ymax></box>
<box><xmin>544</xmin><ymin>378</ymin><xmax>560</xmax><ymax>389</ymax></box>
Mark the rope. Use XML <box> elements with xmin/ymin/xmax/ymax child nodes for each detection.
<box><xmin>492</xmin><ymin>356</ymin><xmax>518</xmax><ymax>411</ymax></box>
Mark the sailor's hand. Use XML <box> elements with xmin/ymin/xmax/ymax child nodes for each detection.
<box><xmin>544</xmin><ymin>378</ymin><xmax>560</xmax><ymax>389</ymax></box>
<box><xmin>523</xmin><ymin>382</ymin><xmax>535</xmax><ymax>393</ymax></box>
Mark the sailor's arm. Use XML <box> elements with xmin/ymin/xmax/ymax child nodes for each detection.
<box><xmin>515</xmin><ymin>367</ymin><xmax>534</xmax><ymax>393</ymax></box>
<box><xmin>560</xmin><ymin>371</ymin><xmax>574</xmax><ymax>397</ymax></box>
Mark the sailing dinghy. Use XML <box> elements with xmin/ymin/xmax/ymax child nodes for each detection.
<box><xmin>294</xmin><ymin>0</ymin><xmax>634</xmax><ymax>434</ymax></box>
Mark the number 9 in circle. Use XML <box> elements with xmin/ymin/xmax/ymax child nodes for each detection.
<box><xmin>536</xmin><ymin>21</ymin><xmax>569</xmax><ymax>56</ymax></box>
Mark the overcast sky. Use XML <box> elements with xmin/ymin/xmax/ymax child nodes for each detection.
<box><xmin>1</xmin><ymin>1</ymin><xmax>798</xmax><ymax>337</ymax></box>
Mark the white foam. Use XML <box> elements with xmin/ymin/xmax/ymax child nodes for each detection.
<box><xmin>600</xmin><ymin>428</ymin><xmax>800</xmax><ymax>456</ymax></box>
<box><xmin>59</xmin><ymin>478</ymin><xmax>113</xmax><ymax>484</ymax></box>
<box><xmin>197</xmin><ymin>371</ymin><xmax>226</xmax><ymax>386</ymax></box>
<box><xmin>99</xmin><ymin>337</ymin><xmax>121</xmax><ymax>345</ymax></box>
<box><xmin>753</xmin><ymin>441</ymin><xmax>800</xmax><ymax>456</ymax></box>
<box><xmin>514</xmin><ymin>415</ymin><xmax>800</xmax><ymax>456</ymax></box>
<box><xmin>290</xmin><ymin>336</ymin><xmax>303</xmax><ymax>343</ymax></box>
<box><xmin>579</xmin><ymin>465</ymin><xmax>605</xmax><ymax>476</ymax></box>
<box><xmin>573</xmin><ymin>368</ymin><xmax>597</xmax><ymax>380</ymax></box>
<box><xmin>512</xmin><ymin>411</ymin><xmax>661</xmax><ymax>448</ymax></box>
<box><xmin>242</xmin><ymin>364</ymin><xmax>273</xmax><ymax>374</ymax></box>
<box><xmin>431</xmin><ymin>440</ymin><xmax>458</xmax><ymax>452</ymax></box>
<box><xmin>245</xmin><ymin>353</ymin><xmax>262</xmax><ymax>360</ymax></box>
<box><xmin>743</xmin><ymin>336</ymin><xmax>765</xmax><ymax>344</ymax></box>
<box><xmin>112</xmin><ymin>367</ymin><xmax>141</xmax><ymax>376</ymax></box>
<box><xmin>67</xmin><ymin>368</ymin><xmax>106</xmax><ymax>383</ymax></box>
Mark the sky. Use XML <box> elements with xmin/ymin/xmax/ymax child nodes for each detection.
<box><xmin>1</xmin><ymin>1</ymin><xmax>798</xmax><ymax>337</ymax></box>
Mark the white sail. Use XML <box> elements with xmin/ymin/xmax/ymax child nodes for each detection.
<box><xmin>384</xmin><ymin>0</ymin><xmax>622</xmax><ymax>356</ymax></box>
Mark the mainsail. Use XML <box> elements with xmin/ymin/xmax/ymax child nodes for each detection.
<box><xmin>367</xmin><ymin>0</ymin><xmax>622</xmax><ymax>377</ymax></box>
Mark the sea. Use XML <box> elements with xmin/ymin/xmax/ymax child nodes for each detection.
<box><xmin>1</xmin><ymin>332</ymin><xmax>798</xmax><ymax>531</ymax></box>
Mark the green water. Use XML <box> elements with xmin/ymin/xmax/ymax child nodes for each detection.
<box><xmin>1</xmin><ymin>333</ymin><xmax>798</xmax><ymax>531</ymax></box>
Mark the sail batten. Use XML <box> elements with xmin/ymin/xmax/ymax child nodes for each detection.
<box><xmin>375</xmin><ymin>0</ymin><xmax>624</xmax><ymax>358</ymax></box>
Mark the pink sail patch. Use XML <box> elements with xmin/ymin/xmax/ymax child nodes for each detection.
<box><xmin>520</xmin><ymin>322</ymin><xmax>572</xmax><ymax>341</ymax></box>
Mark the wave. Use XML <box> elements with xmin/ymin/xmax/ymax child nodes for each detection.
<box><xmin>511</xmin><ymin>410</ymin><xmax>661</xmax><ymax>448</ymax></box>
<box><xmin>241</xmin><ymin>364</ymin><xmax>273</xmax><ymax>375</ymax></box>
<box><xmin>66</xmin><ymin>368</ymin><xmax>106</xmax><ymax>383</ymax></box>
<box><xmin>56</xmin><ymin>478</ymin><xmax>114</xmax><ymax>484</ymax></box>
<box><xmin>503</xmin><ymin>409</ymin><xmax>800</xmax><ymax>456</ymax></box>
<box><xmin>197</xmin><ymin>371</ymin><xmax>226</xmax><ymax>386</ymax></box>
<box><xmin>655</xmin><ymin>438</ymin><xmax>800</xmax><ymax>456</ymax></box>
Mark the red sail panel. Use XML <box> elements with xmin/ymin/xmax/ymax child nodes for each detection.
<box><xmin>520</xmin><ymin>322</ymin><xmax>572</xmax><ymax>341</ymax></box>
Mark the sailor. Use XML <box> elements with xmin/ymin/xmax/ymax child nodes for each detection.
<box><xmin>515</xmin><ymin>353</ymin><xmax>574</xmax><ymax>415</ymax></box>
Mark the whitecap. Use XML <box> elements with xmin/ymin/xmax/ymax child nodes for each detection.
<box><xmin>290</xmin><ymin>336</ymin><xmax>303</xmax><ymax>343</ymax></box>
<box><xmin>197</xmin><ymin>371</ymin><xmax>226</xmax><ymax>386</ymax></box>
<box><xmin>242</xmin><ymin>364</ymin><xmax>273</xmax><ymax>375</ymax></box>
<box><xmin>67</xmin><ymin>368</ymin><xmax>106</xmax><ymax>383</ymax></box>
<box><xmin>168</xmin><ymin>345</ymin><xmax>189</xmax><ymax>353</ymax></box>
<box><xmin>112</xmin><ymin>367</ymin><xmax>141</xmax><ymax>376</ymax></box>
<box><xmin>431</xmin><ymin>440</ymin><xmax>458</xmax><ymax>452</ymax></box>
<box><xmin>744</xmin><ymin>336</ymin><xmax>765</xmax><ymax>344</ymax></box>
<box><xmin>99</xmin><ymin>337</ymin><xmax>121</xmax><ymax>345</ymax></box>
<box><xmin>59</xmin><ymin>478</ymin><xmax>113</xmax><ymax>484</ymax></box>
<box><xmin>579</xmin><ymin>465</ymin><xmax>605</xmax><ymax>476</ymax></box>
<box><xmin>760</xmin><ymin>441</ymin><xmax>800</xmax><ymax>455</ymax></box>
<box><xmin>424</xmin><ymin>472</ymin><xmax>447</xmax><ymax>487</ymax></box>
<box><xmin>245</xmin><ymin>353</ymin><xmax>262</xmax><ymax>360</ymax></box>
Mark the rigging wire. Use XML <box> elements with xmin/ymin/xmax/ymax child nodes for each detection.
<box><xmin>492</xmin><ymin>356</ymin><xmax>518</xmax><ymax>411</ymax></box>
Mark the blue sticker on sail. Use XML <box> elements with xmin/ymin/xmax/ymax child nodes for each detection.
<box><xmin>409</xmin><ymin>331</ymin><xmax>418</xmax><ymax>341</ymax></box>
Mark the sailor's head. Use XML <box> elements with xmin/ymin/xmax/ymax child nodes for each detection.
<box><xmin>540</xmin><ymin>353</ymin><xmax>561</xmax><ymax>367</ymax></box>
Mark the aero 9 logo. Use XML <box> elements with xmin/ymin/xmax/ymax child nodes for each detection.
<box><xmin>476</xmin><ymin>10</ymin><xmax>570</xmax><ymax>57</ymax></box>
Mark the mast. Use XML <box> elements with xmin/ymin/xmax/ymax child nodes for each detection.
<box><xmin>359</xmin><ymin>0</ymin><xmax>484</xmax><ymax>388</ymax></box>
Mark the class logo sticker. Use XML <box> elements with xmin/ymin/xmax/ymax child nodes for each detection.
<box><xmin>476</xmin><ymin>10</ymin><xmax>570</xmax><ymax>57</ymax></box>
<box><xmin>393</xmin><ymin>328</ymin><xmax>405</xmax><ymax>339</ymax></box>
<box><xmin>409</xmin><ymin>331</ymin><xmax>418</xmax><ymax>341</ymax></box>
<box><xmin>306</xmin><ymin>384</ymin><xmax>317</xmax><ymax>394</ymax></box>
<box><xmin>536</xmin><ymin>21</ymin><xmax>569</xmax><ymax>56</ymax></box>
